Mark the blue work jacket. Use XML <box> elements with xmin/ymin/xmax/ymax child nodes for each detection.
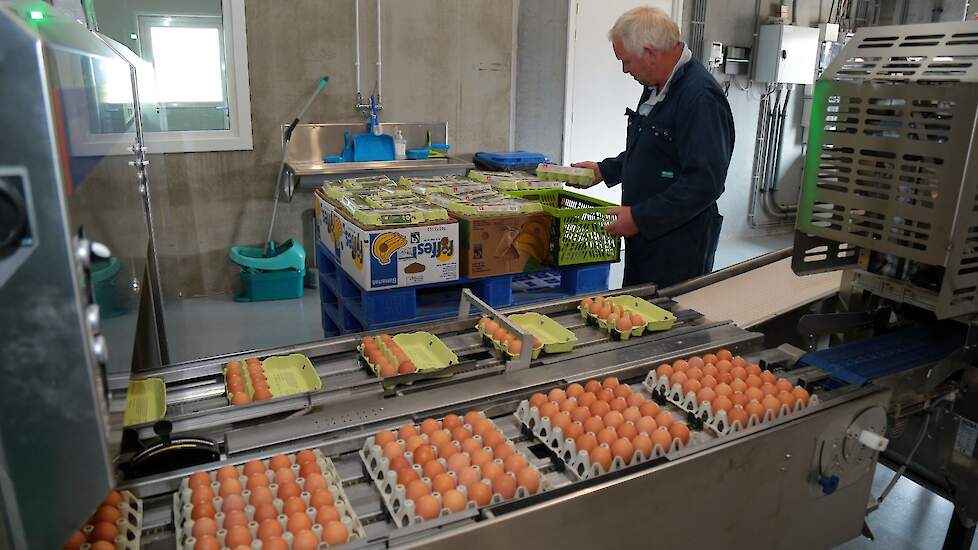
<box><xmin>599</xmin><ymin>59</ymin><xmax>734</xmax><ymax>289</ymax></box>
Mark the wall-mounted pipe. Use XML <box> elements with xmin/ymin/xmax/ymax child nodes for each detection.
<box><xmin>376</xmin><ymin>0</ymin><xmax>382</xmax><ymax>108</ymax></box>
<box><xmin>353</xmin><ymin>0</ymin><xmax>383</xmax><ymax>113</ymax></box>
<box><xmin>354</xmin><ymin>0</ymin><xmax>361</xmax><ymax>104</ymax></box>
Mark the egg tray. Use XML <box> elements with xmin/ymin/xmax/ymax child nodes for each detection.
<box><xmin>577</xmin><ymin>306</ymin><xmax>648</xmax><ymax>341</ymax></box>
<box><xmin>513</xmin><ymin>400</ymin><xmax>692</xmax><ymax>481</ymax></box>
<box><xmin>173</xmin><ymin>449</ymin><xmax>366</xmax><ymax>550</ymax></box>
<box><xmin>474</xmin><ymin>323</ymin><xmax>543</xmax><ymax>360</ymax></box>
<box><xmin>642</xmin><ymin>372</ymin><xmax>822</xmax><ymax>436</ymax></box>
<box><xmin>76</xmin><ymin>490</ymin><xmax>143</xmax><ymax>550</ymax></box>
<box><xmin>358</xmin><ymin>413</ymin><xmax>548</xmax><ymax>528</ymax></box>
<box><xmin>356</xmin><ymin>333</ymin><xmax>458</xmax><ymax>382</ymax></box>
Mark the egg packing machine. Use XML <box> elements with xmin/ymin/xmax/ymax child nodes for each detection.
<box><xmin>0</xmin><ymin>4</ymin><xmax>973</xmax><ymax>549</ymax></box>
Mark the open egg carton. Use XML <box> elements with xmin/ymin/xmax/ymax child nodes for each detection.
<box><xmin>66</xmin><ymin>490</ymin><xmax>143</xmax><ymax>550</ymax></box>
<box><xmin>173</xmin><ymin>448</ymin><xmax>366</xmax><ymax>549</ymax></box>
<box><xmin>359</xmin><ymin>412</ymin><xmax>548</xmax><ymax>528</ymax></box>
<box><xmin>475</xmin><ymin>317</ymin><xmax>543</xmax><ymax>360</ymax></box>
<box><xmin>642</xmin><ymin>357</ymin><xmax>820</xmax><ymax>437</ymax></box>
<box><xmin>576</xmin><ymin>295</ymin><xmax>677</xmax><ymax>341</ymax></box>
<box><xmin>513</xmin><ymin>385</ymin><xmax>696</xmax><ymax>481</ymax></box>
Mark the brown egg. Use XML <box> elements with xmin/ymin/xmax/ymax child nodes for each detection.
<box><xmin>191</xmin><ymin>502</ymin><xmax>216</xmax><ymax>520</ymax></box>
<box><xmin>93</xmin><ymin>504</ymin><xmax>120</xmax><ymax>524</ymax></box>
<box><xmin>471</xmin><ymin>449</ymin><xmax>494</xmax><ymax>468</ymax></box>
<box><xmin>590</xmin><ymin>445</ymin><xmax>613</xmax><ymax>471</ymax></box>
<box><xmin>268</xmin><ymin>454</ymin><xmax>292</xmax><ymax>471</ymax></box>
<box><xmin>563</xmin><ymin>420</ymin><xmax>585</xmax><ymax>441</ymax></box>
<box><xmin>253</xmin><ymin>502</ymin><xmax>278</xmax><ymax>523</ymax></box>
<box><xmin>793</xmin><ymin>386</ymin><xmax>811</xmax><ymax>405</ymax></box>
<box><xmin>406</xmin><ymin>479</ymin><xmax>431</xmax><ymax>501</ymax></box>
<box><xmin>717</xmin><ymin>349</ymin><xmax>733</xmax><ymax>361</ymax></box>
<box><xmin>397</xmin><ymin>467</ymin><xmax>420</xmax><ymax>486</ymax></box>
<box><xmin>287</xmin><ymin>511</ymin><xmax>313</xmax><ymax>533</ymax></box>
<box><xmin>460</xmin><ymin>438</ymin><xmax>483</xmax><ymax>456</ymax></box>
<box><xmin>192</xmin><ymin>516</ymin><xmax>218</xmax><ymax>538</ymax></box>
<box><xmin>446</xmin><ymin>453</ymin><xmax>471</xmax><ymax>472</ymax></box>
<box><xmin>583</xmin><ymin>415</ymin><xmax>605</xmax><ymax>434</ymax></box>
<box><xmin>575</xmin><ymin>432</ymin><xmax>599</xmax><ymax>454</ymax></box>
<box><xmin>683</xmin><ymin>379</ymin><xmax>703</xmax><ymax>396</ymax></box>
<box><xmin>90</xmin><ymin>521</ymin><xmax>118</xmax><ymax>542</ymax></box>
<box><xmin>611</xmin><ymin>437</ymin><xmax>635</xmax><ymax>462</ymax></box>
<box><xmin>64</xmin><ymin>530</ymin><xmax>86</xmax><ymax>550</ymax></box>
<box><xmin>570</xmin><ymin>406</ymin><xmax>592</xmax><ymax>423</ymax></box>
<box><xmin>261</xmin><ymin>538</ymin><xmax>288</xmax><ymax>550</ymax></box>
<box><xmin>316</xmin><ymin>504</ymin><xmax>340</xmax><ymax>525</ymax></box>
<box><xmin>577</xmin><ymin>393</ymin><xmax>598</xmax><ymax>410</ymax></box>
<box><xmin>404</xmin><ymin>435</ymin><xmax>425</xmax><ymax>453</ymax></box>
<box><xmin>277</xmin><ymin>481</ymin><xmax>301</xmax><ymax>500</ymax></box>
<box><xmin>225</xmin><ymin>525</ymin><xmax>252</xmax><ymax>547</ymax></box>
<box><xmin>423</xmin><ymin>459</ymin><xmax>446</xmax><ymax>479</ymax></box>
<box><xmin>602</xmin><ymin>410</ymin><xmax>625</xmax><ymax>429</ymax></box>
<box><xmin>420</xmin><ymin>418</ymin><xmax>441</xmax><ymax>435</ymax></box>
<box><xmin>670</xmin><ymin>423</ymin><xmax>691</xmax><ymax>445</ymax></box>
<box><xmin>638</xmin><ymin>401</ymin><xmax>660</xmax><ymax>418</ymax></box>
<box><xmin>413</xmin><ymin>445</ymin><xmax>436</xmax><ymax>466</ymax></box>
<box><xmin>246</xmin><ymin>472</ymin><xmax>270</xmax><ymax>491</ymax></box>
<box><xmin>443</xmin><ymin>489</ymin><xmax>467</xmax><ymax>512</ymax></box>
<box><xmin>626</xmin><ymin>393</ymin><xmax>646</xmax><ymax>408</ymax></box>
<box><xmin>491</xmin><ymin>472</ymin><xmax>518</xmax><ymax>499</ymax></box>
<box><xmin>483</xmin><ymin>430</ymin><xmax>506</xmax><ymax>449</ymax></box>
<box><xmin>292</xmin><ymin>529</ymin><xmax>318</xmax><ymax>550</ymax></box>
<box><xmin>222</xmin><ymin>493</ymin><xmax>246</xmax><ymax>513</ymax></box>
<box><xmin>701</xmin><ymin>374</ymin><xmax>718</xmax><ymax>389</ymax></box>
<box><xmin>399</xmin><ymin>424</ymin><xmax>419</xmax><ymax>440</ymax></box>
<box><xmin>587</xmin><ymin>398</ymin><xmax>610</xmax><ymax>417</ymax></box>
<box><xmin>712</xmin><ymin>395</ymin><xmax>734</xmax><ymax>414</ymax></box>
<box><xmin>257</xmin><ymin>518</ymin><xmax>283</xmax><ymax>540</ymax></box>
<box><xmin>617</xmin><ymin>421</ymin><xmax>639</xmax><ymax>440</ymax></box>
<box><xmin>731</xmin><ymin>378</ymin><xmax>748</xmax><ymax>393</ymax></box>
<box><xmin>303</xmin><ymin>472</ymin><xmax>328</xmax><ymax>494</ymax></box>
<box><xmin>761</xmin><ymin>383</ymin><xmax>779</xmax><ymax>397</ymax></box>
<box><xmin>493</xmin><ymin>443</ymin><xmax>515</xmax><ymax>461</ymax></box>
<box><xmin>566</xmin><ymin>383</ymin><xmax>585</xmax><ymax>398</ymax></box>
<box><xmin>529</xmin><ymin>393</ymin><xmax>548</xmax><ymax>409</ymax></box>
<box><xmin>745</xmin><ymin>400</ymin><xmax>765</xmax><ymax>420</ymax></box>
<box><xmin>438</xmin><ymin>442</ymin><xmax>459</xmax><ymax>460</ymax></box>
<box><xmin>697</xmin><ymin>387</ymin><xmax>717</xmax><ymax>405</ymax></box>
<box><xmin>730</xmin><ymin>366</ymin><xmax>748</xmax><ymax>380</ymax></box>
<box><xmin>746</xmin><ymin>364</ymin><xmax>762</xmax><ymax>377</ymax></box>
<box><xmin>550</xmin><ymin>411</ymin><xmax>573</xmax><ymax>433</ymax></box>
<box><xmin>283</xmin><ymin>496</ymin><xmax>307</xmax><ymax>516</ymax></box>
<box><xmin>727</xmin><ymin>405</ymin><xmax>749</xmax><ymax>427</ymax></box>
<box><xmin>223</xmin><ymin>510</ymin><xmax>249</xmax><ymax>530</ymax></box>
<box><xmin>456</xmin><ymin>466</ymin><xmax>480</xmax><ymax>487</ymax></box>
<box><xmin>762</xmin><ymin>395</ymin><xmax>783</xmax><ymax>416</ymax></box>
<box><xmin>432</xmin><ymin>472</ymin><xmax>456</xmax><ymax>494</ymax></box>
<box><xmin>322</xmin><ymin>521</ymin><xmax>350</xmax><ymax>547</ymax></box>
<box><xmin>654</xmin><ymin>411</ymin><xmax>675</xmax><ymax>429</ymax></box>
<box><xmin>597</xmin><ymin>427</ymin><xmax>619</xmax><ymax>446</ymax></box>
<box><xmin>745</xmin><ymin>387</ymin><xmax>764</xmax><ymax>402</ymax></box>
<box><xmin>651</xmin><ymin>427</ymin><xmax>673</xmax><ymax>451</ymax></box>
<box><xmin>503</xmin><ymin>454</ymin><xmax>528</xmax><ymax>474</ymax></box>
<box><xmin>429</xmin><ymin>429</ymin><xmax>451</xmax><ymax>448</ymax></box>
<box><xmin>468</xmin><ymin>481</ymin><xmax>492</xmax><ymax>506</ymax></box>
<box><xmin>253</xmin><ymin>388</ymin><xmax>273</xmax><ymax>401</ymax></box>
<box><xmin>559</xmin><ymin>398</ymin><xmax>578</xmax><ymax>414</ymax></box>
<box><xmin>632</xmin><ymin>433</ymin><xmax>654</xmax><ymax>458</ymax></box>
<box><xmin>416</xmin><ymin>494</ymin><xmax>441</xmax><ymax>520</ymax></box>
<box><xmin>610</xmin><ymin>397</ymin><xmax>629</xmax><ymax>412</ymax></box>
<box><xmin>189</xmin><ymin>471</ymin><xmax>212</xmax><ymax>489</ymax></box>
<box><xmin>230</xmin><ymin>391</ymin><xmax>251</xmax><ymax>405</ymax></box>
<box><xmin>714</xmin><ymin>382</ymin><xmax>733</xmax><ymax>397</ymax></box>
<box><xmin>778</xmin><ymin>390</ymin><xmax>798</xmax><ymax>410</ymax></box>
<box><xmin>584</xmin><ymin>380</ymin><xmax>603</xmax><ymax>393</ymax></box>
<box><xmin>596</xmin><ymin>388</ymin><xmax>616</xmax><ymax>403</ymax></box>
<box><xmin>309</xmin><ymin>489</ymin><xmax>334</xmax><ymax>508</ymax></box>
<box><xmin>451</xmin><ymin>426</ymin><xmax>473</xmax><ymax>442</ymax></box>
<box><xmin>656</xmin><ymin>364</ymin><xmax>674</xmax><ymax>379</ymax></box>
<box><xmin>670</xmin><ymin>371</ymin><xmax>688</xmax><ymax>388</ymax></box>
<box><xmin>375</xmin><ymin>430</ymin><xmax>397</xmax><ymax>447</ymax></box>
<box><xmin>516</xmin><ymin>467</ymin><xmax>541</xmax><ymax>494</ymax></box>
<box><xmin>443</xmin><ymin>414</ymin><xmax>463</xmax><ymax>430</ymax></box>
<box><xmin>635</xmin><ymin>416</ymin><xmax>658</xmax><ymax>434</ymax></box>
<box><xmin>193</xmin><ymin>536</ymin><xmax>220</xmax><ymax>550</ymax></box>
<box><xmin>775</xmin><ymin>378</ymin><xmax>794</xmax><ymax>393</ymax></box>
<box><xmin>480</xmin><ymin>461</ymin><xmax>504</xmax><ymax>481</ymax></box>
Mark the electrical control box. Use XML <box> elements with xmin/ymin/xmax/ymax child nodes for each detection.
<box><xmin>707</xmin><ymin>41</ymin><xmax>723</xmax><ymax>70</ymax></box>
<box><xmin>753</xmin><ymin>24</ymin><xmax>820</xmax><ymax>85</ymax></box>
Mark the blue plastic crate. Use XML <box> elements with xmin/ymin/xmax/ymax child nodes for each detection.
<box><xmin>474</xmin><ymin>151</ymin><xmax>549</xmax><ymax>172</ymax></box>
<box><xmin>797</xmin><ymin>325</ymin><xmax>964</xmax><ymax>385</ymax></box>
<box><xmin>315</xmin><ymin>242</ymin><xmax>610</xmax><ymax>335</ymax></box>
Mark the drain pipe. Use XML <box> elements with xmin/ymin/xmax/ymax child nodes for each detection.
<box><xmin>375</xmin><ymin>0</ymin><xmax>383</xmax><ymax>110</ymax></box>
<box><xmin>354</xmin><ymin>0</ymin><xmax>363</xmax><ymax>109</ymax></box>
<box><xmin>762</xmin><ymin>84</ymin><xmax>797</xmax><ymax>219</ymax></box>
<box><xmin>747</xmin><ymin>86</ymin><xmax>773</xmax><ymax>227</ymax></box>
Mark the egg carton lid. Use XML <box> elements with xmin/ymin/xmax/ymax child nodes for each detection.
<box><xmin>359</xmin><ymin>413</ymin><xmax>548</xmax><ymax>528</ymax></box>
<box><xmin>642</xmin><ymin>372</ymin><xmax>821</xmax><ymax>436</ymax></box>
<box><xmin>174</xmin><ymin>449</ymin><xmax>366</xmax><ymax>549</ymax></box>
<box><xmin>513</xmin><ymin>400</ymin><xmax>687</xmax><ymax>481</ymax></box>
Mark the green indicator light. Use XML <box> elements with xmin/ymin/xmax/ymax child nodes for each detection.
<box><xmin>29</xmin><ymin>10</ymin><xmax>44</xmax><ymax>20</ymax></box>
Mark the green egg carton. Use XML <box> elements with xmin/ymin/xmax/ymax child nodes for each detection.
<box><xmin>411</xmin><ymin>204</ymin><xmax>451</xmax><ymax>221</ymax></box>
<box><xmin>607</xmin><ymin>295</ymin><xmax>677</xmax><ymax>331</ymax></box>
<box><xmin>475</xmin><ymin>320</ymin><xmax>541</xmax><ymax>359</ymax></box>
<box><xmin>509</xmin><ymin>312</ymin><xmax>578</xmax><ymax>354</ymax></box>
<box><xmin>393</xmin><ymin>331</ymin><xmax>459</xmax><ymax>372</ymax></box>
<box><xmin>342</xmin><ymin>175</ymin><xmax>396</xmax><ymax>188</ymax></box>
<box><xmin>535</xmin><ymin>163</ymin><xmax>595</xmax><ymax>187</ymax></box>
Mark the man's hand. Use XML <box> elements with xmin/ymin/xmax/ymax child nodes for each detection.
<box><xmin>571</xmin><ymin>161</ymin><xmax>603</xmax><ymax>188</ymax></box>
<box><xmin>605</xmin><ymin>206</ymin><xmax>639</xmax><ymax>238</ymax></box>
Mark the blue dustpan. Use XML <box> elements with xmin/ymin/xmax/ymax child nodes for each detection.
<box><xmin>353</xmin><ymin>132</ymin><xmax>395</xmax><ymax>161</ymax></box>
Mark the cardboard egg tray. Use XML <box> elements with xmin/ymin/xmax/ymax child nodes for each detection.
<box><xmin>513</xmin><ymin>399</ymin><xmax>694</xmax><ymax>481</ymax></box>
<box><xmin>74</xmin><ymin>490</ymin><xmax>143</xmax><ymax>550</ymax></box>
<box><xmin>474</xmin><ymin>322</ymin><xmax>543</xmax><ymax>360</ymax></box>
<box><xmin>358</xmin><ymin>412</ymin><xmax>548</xmax><ymax>528</ymax></box>
<box><xmin>642</xmin><ymin>371</ymin><xmax>821</xmax><ymax>436</ymax></box>
<box><xmin>173</xmin><ymin>449</ymin><xmax>366</xmax><ymax>549</ymax></box>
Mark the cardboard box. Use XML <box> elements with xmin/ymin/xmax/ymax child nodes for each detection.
<box><xmin>316</xmin><ymin>190</ymin><xmax>459</xmax><ymax>290</ymax></box>
<box><xmin>457</xmin><ymin>211</ymin><xmax>552</xmax><ymax>278</ymax></box>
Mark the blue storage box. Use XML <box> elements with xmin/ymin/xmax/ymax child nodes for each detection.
<box><xmin>474</xmin><ymin>151</ymin><xmax>550</xmax><ymax>172</ymax></box>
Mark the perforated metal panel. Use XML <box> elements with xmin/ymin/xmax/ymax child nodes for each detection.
<box><xmin>794</xmin><ymin>21</ymin><xmax>978</xmax><ymax>319</ymax></box>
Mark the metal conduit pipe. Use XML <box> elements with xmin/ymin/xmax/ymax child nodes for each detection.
<box><xmin>762</xmin><ymin>84</ymin><xmax>797</xmax><ymax>219</ymax></box>
<box><xmin>747</xmin><ymin>85</ymin><xmax>775</xmax><ymax>228</ymax></box>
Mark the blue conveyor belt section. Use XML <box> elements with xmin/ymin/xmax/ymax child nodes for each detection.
<box><xmin>797</xmin><ymin>325</ymin><xmax>964</xmax><ymax>385</ymax></box>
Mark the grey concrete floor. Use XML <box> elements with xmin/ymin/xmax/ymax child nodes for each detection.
<box><xmin>837</xmin><ymin>464</ymin><xmax>974</xmax><ymax>550</ymax></box>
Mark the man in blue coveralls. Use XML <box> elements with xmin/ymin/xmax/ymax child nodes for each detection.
<box><xmin>573</xmin><ymin>6</ymin><xmax>734</xmax><ymax>289</ymax></box>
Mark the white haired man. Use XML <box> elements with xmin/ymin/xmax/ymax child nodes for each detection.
<box><xmin>574</xmin><ymin>6</ymin><xmax>734</xmax><ymax>288</ymax></box>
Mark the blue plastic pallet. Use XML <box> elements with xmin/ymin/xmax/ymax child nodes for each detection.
<box><xmin>315</xmin><ymin>241</ymin><xmax>609</xmax><ymax>335</ymax></box>
<box><xmin>797</xmin><ymin>324</ymin><xmax>964</xmax><ymax>385</ymax></box>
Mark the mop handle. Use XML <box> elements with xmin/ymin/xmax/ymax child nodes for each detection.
<box><xmin>265</xmin><ymin>77</ymin><xmax>330</xmax><ymax>255</ymax></box>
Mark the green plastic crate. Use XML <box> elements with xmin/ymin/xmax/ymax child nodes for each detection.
<box><xmin>505</xmin><ymin>189</ymin><xmax>621</xmax><ymax>266</ymax></box>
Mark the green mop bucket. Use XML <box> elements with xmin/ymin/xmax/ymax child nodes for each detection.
<box><xmin>229</xmin><ymin>239</ymin><xmax>306</xmax><ymax>302</ymax></box>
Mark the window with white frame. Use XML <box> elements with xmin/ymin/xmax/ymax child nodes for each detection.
<box><xmin>91</xmin><ymin>0</ymin><xmax>253</xmax><ymax>153</ymax></box>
